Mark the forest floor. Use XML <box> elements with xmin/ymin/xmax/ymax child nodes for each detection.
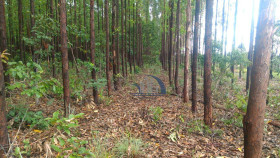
<box><xmin>7</xmin><ymin>67</ymin><xmax>280</xmax><ymax>158</ymax></box>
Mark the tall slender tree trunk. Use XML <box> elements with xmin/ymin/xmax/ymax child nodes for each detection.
<box><xmin>145</xmin><ymin>0</ymin><xmax>149</xmax><ymax>22</ymax></box>
<box><xmin>139</xmin><ymin>23</ymin><xmax>142</xmax><ymax>67</ymax></box>
<box><xmin>183</xmin><ymin>0</ymin><xmax>191</xmax><ymax>103</ymax></box>
<box><xmin>74</xmin><ymin>0</ymin><xmax>78</xmax><ymax>61</ymax></box>
<box><xmin>105</xmin><ymin>0</ymin><xmax>111</xmax><ymax>96</ymax></box>
<box><xmin>83</xmin><ymin>0</ymin><xmax>87</xmax><ymax>60</ymax></box>
<box><xmin>0</xmin><ymin>0</ymin><xmax>9</xmax><ymax>156</ymax></box>
<box><xmin>139</xmin><ymin>16</ymin><xmax>143</xmax><ymax>67</ymax></box>
<box><xmin>50</xmin><ymin>0</ymin><xmax>56</xmax><ymax>77</ymax></box>
<box><xmin>90</xmin><ymin>0</ymin><xmax>99</xmax><ymax>104</ymax></box>
<box><xmin>7</xmin><ymin>0</ymin><xmax>13</xmax><ymax>55</ymax></box>
<box><xmin>112</xmin><ymin>0</ymin><xmax>117</xmax><ymax>88</ymax></box>
<box><xmin>224</xmin><ymin>1</ymin><xmax>229</xmax><ymax>56</ymax></box>
<box><xmin>198</xmin><ymin>1</ymin><xmax>203</xmax><ymax>71</ymax></box>
<box><xmin>221</xmin><ymin>0</ymin><xmax>225</xmax><ymax>54</ymax></box>
<box><xmin>132</xmin><ymin>3</ymin><xmax>136</xmax><ymax>73</ymax></box>
<box><xmin>30</xmin><ymin>0</ymin><xmax>36</xmax><ymax>62</ymax></box>
<box><xmin>116</xmin><ymin>0</ymin><xmax>120</xmax><ymax>89</ymax></box>
<box><xmin>60</xmin><ymin>0</ymin><xmax>70</xmax><ymax>117</ymax></box>
<box><xmin>102</xmin><ymin>0</ymin><xmax>104</xmax><ymax>31</ymax></box>
<box><xmin>165</xmin><ymin>18</ymin><xmax>169</xmax><ymax>71</ymax></box>
<box><xmin>144</xmin><ymin>0</ymin><xmax>150</xmax><ymax>56</ymax></box>
<box><xmin>97</xmin><ymin>0</ymin><xmax>100</xmax><ymax>31</ymax></box>
<box><xmin>55</xmin><ymin>0</ymin><xmax>60</xmax><ymax>56</ymax></box>
<box><xmin>231</xmin><ymin>0</ymin><xmax>238</xmax><ymax>83</ymax></box>
<box><xmin>232</xmin><ymin>0</ymin><xmax>238</xmax><ymax>50</ymax></box>
<box><xmin>161</xmin><ymin>0</ymin><xmax>166</xmax><ymax>70</ymax></box>
<box><xmin>181</xmin><ymin>36</ymin><xmax>184</xmax><ymax>65</ymax></box>
<box><xmin>140</xmin><ymin>13</ymin><xmax>142</xmax><ymax>67</ymax></box>
<box><xmin>124</xmin><ymin>0</ymin><xmax>128</xmax><ymax>77</ymax></box>
<box><xmin>168</xmin><ymin>0</ymin><xmax>174</xmax><ymax>86</ymax></box>
<box><xmin>204</xmin><ymin>0</ymin><xmax>214</xmax><ymax>127</ymax></box>
<box><xmin>121</xmin><ymin>0</ymin><xmax>125</xmax><ymax>77</ymax></box>
<box><xmin>243</xmin><ymin>0</ymin><xmax>274</xmax><ymax>157</ymax></box>
<box><xmin>128</xmin><ymin>0</ymin><xmax>132</xmax><ymax>74</ymax></box>
<box><xmin>2</xmin><ymin>0</ymin><xmax>10</xmax><ymax>88</ymax></box>
<box><xmin>192</xmin><ymin>0</ymin><xmax>200</xmax><ymax>113</ymax></box>
<box><xmin>212</xmin><ymin>0</ymin><xmax>218</xmax><ymax>72</ymax></box>
<box><xmin>174</xmin><ymin>0</ymin><xmax>180</xmax><ymax>94</ymax></box>
<box><xmin>136</xmin><ymin>7</ymin><xmax>139</xmax><ymax>66</ymax></box>
<box><xmin>97</xmin><ymin>0</ymin><xmax>101</xmax><ymax>72</ymax></box>
<box><xmin>18</xmin><ymin>0</ymin><xmax>25</xmax><ymax>63</ymax></box>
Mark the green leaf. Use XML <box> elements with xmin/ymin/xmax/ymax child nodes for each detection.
<box><xmin>51</xmin><ymin>144</ymin><xmax>62</xmax><ymax>152</ymax></box>
<box><xmin>58</xmin><ymin>137</ymin><xmax>65</xmax><ymax>146</ymax></box>
<box><xmin>14</xmin><ymin>147</ymin><xmax>21</xmax><ymax>154</ymax></box>
<box><xmin>53</xmin><ymin>111</ymin><xmax>60</xmax><ymax>119</ymax></box>
<box><xmin>78</xmin><ymin>147</ymin><xmax>87</xmax><ymax>154</ymax></box>
<box><xmin>68</xmin><ymin>123</ymin><xmax>78</xmax><ymax>128</ymax></box>
<box><xmin>69</xmin><ymin>114</ymin><xmax>75</xmax><ymax>119</ymax></box>
<box><xmin>74</xmin><ymin>113</ymin><xmax>84</xmax><ymax>118</ymax></box>
<box><xmin>17</xmin><ymin>72</ymin><xmax>23</xmax><ymax>78</ymax></box>
<box><xmin>65</xmin><ymin>129</ymin><xmax>71</xmax><ymax>135</ymax></box>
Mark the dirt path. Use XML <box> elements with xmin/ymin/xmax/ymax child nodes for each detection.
<box><xmin>78</xmin><ymin>72</ymin><xmax>246</xmax><ymax>157</ymax></box>
<box><xmin>9</xmin><ymin>70</ymin><xmax>280</xmax><ymax>157</ymax></box>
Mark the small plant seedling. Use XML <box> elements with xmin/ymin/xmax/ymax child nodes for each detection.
<box><xmin>113</xmin><ymin>136</ymin><xmax>146</xmax><ymax>158</ymax></box>
<box><xmin>13</xmin><ymin>139</ymin><xmax>31</xmax><ymax>157</ymax></box>
<box><xmin>48</xmin><ymin>111</ymin><xmax>94</xmax><ymax>157</ymax></box>
<box><xmin>186</xmin><ymin>119</ymin><xmax>212</xmax><ymax>135</ymax></box>
<box><xmin>149</xmin><ymin>106</ymin><xmax>164</xmax><ymax>123</ymax></box>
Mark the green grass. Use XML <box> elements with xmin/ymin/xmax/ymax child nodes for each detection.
<box><xmin>113</xmin><ymin>136</ymin><xmax>146</xmax><ymax>158</ymax></box>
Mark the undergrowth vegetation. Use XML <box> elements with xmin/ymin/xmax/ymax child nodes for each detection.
<box><xmin>10</xmin><ymin>109</ymin><xmax>148</xmax><ymax>158</ymax></box>
<box><xmin>6</xmin><ymin>59</ymin><xmax>280</xmax><ymax>157</ymax></box>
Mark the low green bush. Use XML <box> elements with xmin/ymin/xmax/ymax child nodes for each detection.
<box><xmin>7</xmin><ymin>105</ymin><xmax>48</xmax><ymax>130</ymax></box>
<box><xmin>113</xmin><ymin>136</ymin><xmax>146</xmax><ymax>158</ymax></box>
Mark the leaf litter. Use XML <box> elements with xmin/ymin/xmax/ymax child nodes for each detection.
<box><xmin>7</xmin><ymin>69</ymin><xmax>280</xmax><ymax>157</ymax></box>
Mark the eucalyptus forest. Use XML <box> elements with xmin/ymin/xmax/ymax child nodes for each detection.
<box><xmin>0</xmin><ymin>0</ymin><xmax>279</xmax><ymax>157</ymax></box>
